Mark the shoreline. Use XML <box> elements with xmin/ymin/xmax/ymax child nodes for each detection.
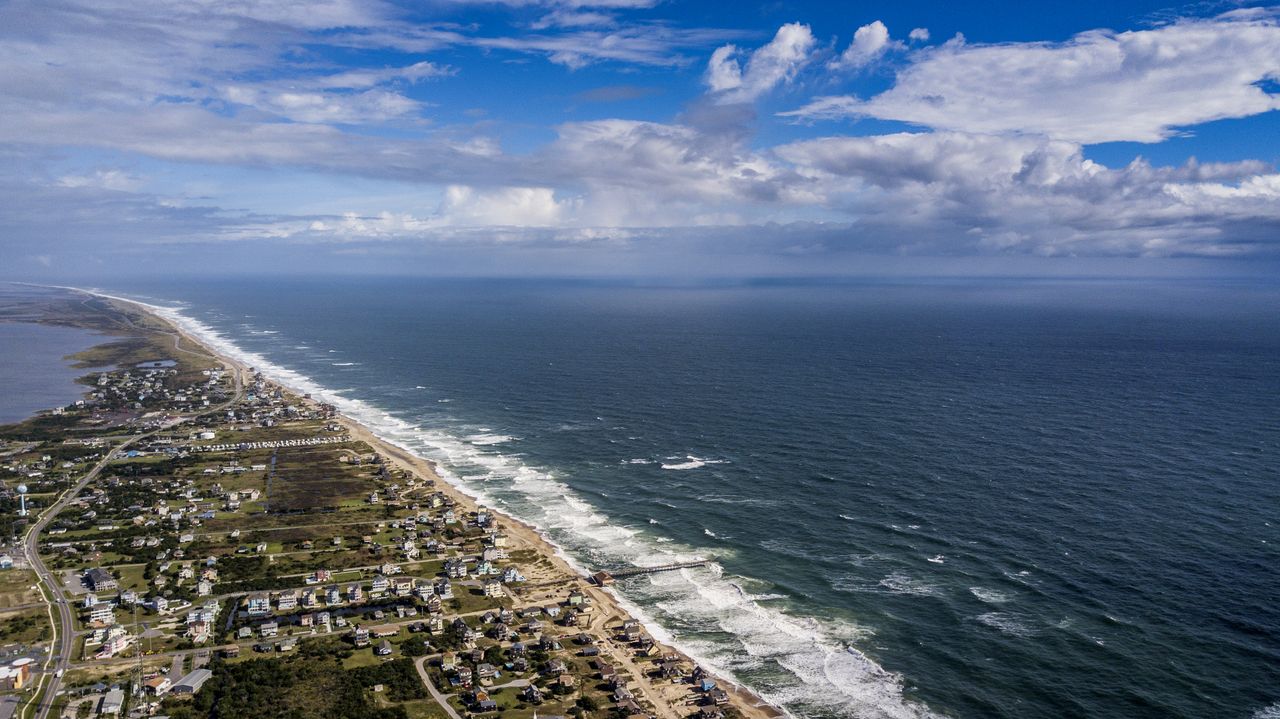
<box><xmin>79</xmin><ymin>287</ymin><xmax>789</xmax><ymax>719</ymax></box>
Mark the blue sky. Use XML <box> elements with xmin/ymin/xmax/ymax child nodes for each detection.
<box><xmin>2</xmin><ymin>0</ymin><xmax>1279</xmax><ymax>279</ymax></box>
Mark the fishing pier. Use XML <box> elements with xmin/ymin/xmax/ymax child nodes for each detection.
<box><xmin>591</xmin><ymin>560</ymin><xmax>711</xmax><ymax>586</ymax></box>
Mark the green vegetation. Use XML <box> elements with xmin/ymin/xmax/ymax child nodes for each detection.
<box><xmin>0</xmin><ymin>606</ymin><xmax>51</xmax><ymax>644</ymax></box>
<box><xmin>164</xmin><ymin>641</ymin><xmax>425</xmax><ymax>719</ymax></box>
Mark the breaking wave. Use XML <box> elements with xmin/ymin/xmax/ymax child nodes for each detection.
<box><xmin>974</xmin><ymin>611</ymin><xmax>1037</xmax><ymax>637</ymax></box>
<box><xmin>969</xmin><ymin>587</ymin><xmax>1014</xmax><ymax>604</ymax></box>
<box><xmin>661</xmin><ymin>455</ymin><xmax>727</xmax><ymax>470</ymax></box>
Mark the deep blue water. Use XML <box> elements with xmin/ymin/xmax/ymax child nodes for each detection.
<box><xmin>101</xmin><ymin>278</ymin><xmax>1280</xmax><ymax>719</ymax></box>
<box><xmin>0</xmin><ymin>322</ymin><xmax>103</xmax><ymax>424</ymax></box>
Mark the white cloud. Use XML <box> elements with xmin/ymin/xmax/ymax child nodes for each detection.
<box><xmin>56</xmin><ymin>169</ymin><xmax>144</xmax><ymax>192</ymax></box>
<box><xmin>474</xmin><ymin>25</ymin><xmax>742</xmax><ymax>68</ymax></box>
<box><xmin>311</xmin><ymin>61</ymin><xmax>452</xmax><ymax>89</ymax></box>
<box><xmin>220</xmin><ymin>86</ymin><xmax>421</xmax><ymax>123</ymax></box>
<box><xmin>775</xmin><ymin>131</ymin><xmax>1280</xmax><ymax>256</ymax></box>
<box><xmin>441</xmin><ymin>185</ymin><xmax>571</xmax><ymax>226</ymax></box>
<box><xmin>829</xmin><ymin>20</ymin><xmax>901</xmax><ymax>71</ymax></box>
<box><xmin>705</xmin><ymin>45</ymin><xmax>743</xmax><ymax>92</ymax></box>
<box><xmin>787</xmin><ymin>9</ymin><xmax>1280</xmax><ymax>143</ymax></box>
<box><xmin>908</xmin><ymin>27</ymin><xmax>929</xmax><ymax>42</ymax></box>
<box><xmin>3</xmin><ymin>0</ymin><xmax>1280</xmax><ymax>267</ymax></box>
<box><xmin>705</xmin><ymin>23</ymin><xmax>816</xmax><ymax>102</ymax></box>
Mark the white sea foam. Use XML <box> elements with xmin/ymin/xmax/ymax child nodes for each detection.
<box><xmin>1250</xmin><ymin>702</ymin><xmax>1280</xmax><ymax>719</ymax></box>
<box><xmin>662</xmin><ymin>455</ymin><xmax>726</xmax><ymax>470</ymax></box>
<box><xmin>701</xmin><ymin>494</ymin><xmax>779</xmax><ymax>507</ymax></box>
<box><xmin>974</xmin><ymin>612</ymin><xmax>1037</xmax><ymax>637</ymax></box>
<box><xmin>662</xmin><ymin>457</ymin><xmax>705</xmax><ymax>470</ymax></box>
<box><xmin>331</xmin><ymin>362</ymin><xmax>358</xmax><ymax>366</ymax></box>
<box><xmin>465</xmin><ymin>433</ymin><xmax>516</xmax><ymax>446</ymax></box>
<box><xmin>969</xmin><ymin>587</ymin><xmax>1014</xmax><ymax>604</ymax></box>
<box><xmin>83</xmin><ymin>288</ymin><xmax>942</xmax><ymax>719</ymax></box>
<box><xmin>878</xmin><ymin>572</ymin><xmax>943</xmax><ymax>597</ymax></box>
<box><xmin>622</xmin><ymin>458</ymin><xmax>654</xmax><ymax>465</ymax></box>
<box><xmin>830</xmin><ymin>571</ymin><xmax>943</xmax><ymax>598</ymax></box>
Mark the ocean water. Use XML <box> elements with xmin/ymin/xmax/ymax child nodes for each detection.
<box><xmin>0</xmin><ymin>322</ymin><xmax>104</xmax><ymax>424</ymax></box>
<box><xmin>96</xmin><ymin>278</ymin><xmax>1280</xmax><ymax>719</ymax></box>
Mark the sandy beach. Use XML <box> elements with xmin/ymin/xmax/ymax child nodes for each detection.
<box><xmin>101</xmin><ymin>291</ymin><xmax>787</xmax><ymax>719</ymax></box>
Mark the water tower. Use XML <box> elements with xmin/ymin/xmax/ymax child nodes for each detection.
<box><xmin>15</xmin><ymin>484</ymin><xmax>28</xmax><ymax>517</ymax></box>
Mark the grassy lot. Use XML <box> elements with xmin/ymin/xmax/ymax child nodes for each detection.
<box><xmin>114</xmin><ymin>563</ymin><xmax>148</xmax><ymax>591</ymax></box>
<box><xmin>64</xmin><ymin>656</ymin><xmax>172</xmax><ymax>689</ymax></box>
<box><xmin>0</xmin><ymin>605</ymin><xmax>52</xmax><ymax>645</ymax></box>
<box><xmin>271</xmin><ymin>446</ymin><xmax>381</xmax><ymax>513</ymax></box>
<box><xmin>450</xmin><ymin>586</ymin><xmax>510</xmax><ymax>615</ymax></box>
<box><xmin>342</xmin><ymin>646</ymin><xmax>388</xmax><ymax>669</ymax></box>
<box><xmin>400</xmin><ymin>699</ymin><xmax>454</xmax><ymax>719</ymax></box>
<box><xmin>0</xmin><ymin>569</ymin><xmax>42</xmax><ymax>607</ymax></box>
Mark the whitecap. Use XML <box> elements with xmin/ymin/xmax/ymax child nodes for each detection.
<box><xmin>331</xmin><ymin>362</ymin><xmax>358</xmax><ymax>366</ymax></box>
<box><xmin>969</xmin><ymin>587</ymin><xmax>1014</xmax><ymax>604</ymax></box>
<box><xmin>466</xmin><ymin>433</ymin><xmax>516</xmax><ymax>446</ymax></box>
<box><xmin>974</xmin><ymin>612</ymin><xmax>1037</xmax><ymax>637</ymax></box>
<box><xmin>878</xmin><ymin>572</ymin><xmax>943</xmax><ymax>597</ymax></box>
<box><xmin>1250</xmin><ymin>700</ymin><xmax>1280</xmax><ymax>718</ymax></box>
<box><xmin>662</xmin><ymin>455</ymin><xmax>706</xmax><ymax>470</ymax></box>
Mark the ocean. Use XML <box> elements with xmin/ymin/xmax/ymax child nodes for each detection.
<box><xmin>93</xmin><ymin>277</ymin><xmax>1280</xmax><ymax>719</ymax></box>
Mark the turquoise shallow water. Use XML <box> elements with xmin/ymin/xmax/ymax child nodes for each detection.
<box><xmin>0</xmin><ymin>322</ymin><xmax>103</xmax><ymax>424</ymax></box>
<box><xmin>101</xmin><ymin>278</ymin><xmax>1280</xmax><ymax>718</ymax></box>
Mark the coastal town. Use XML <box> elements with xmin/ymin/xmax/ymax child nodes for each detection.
<box><xmin>0</xmin><ymin>290</ymin><xmax>773</xmax><ymax>719</ymax></box>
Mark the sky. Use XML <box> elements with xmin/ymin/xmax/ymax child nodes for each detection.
<box><xmin>2</xmin><ymin>0</ymin><xmax>1280</xmax><ymax>279</ymax></box>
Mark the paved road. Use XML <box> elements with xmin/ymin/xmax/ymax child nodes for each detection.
<box><xmin>20</xmin><ymin>354</ymin><xmax>244</xmax><ymax>719</ymax></box>
<box><xmin>414</xmin><ymin>656</ymin><xmax>463</xmax><ymax>719</ymax></box>
<box><xmin>22</xmin><ymin>436</ymin><xmax>141</xmax><ymax>719</ymax></box>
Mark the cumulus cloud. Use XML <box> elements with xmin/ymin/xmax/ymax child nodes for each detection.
<box><xmin>787</xmin><ymin>9</ymin><xmax>1280</xmax><ymax>143</ymax></box>
<box><xmin>908</xmin><ymin>28</ymin><xmax>930</xmax><ymax>42</ymax></box>
<box><xmin>440</xmin><ymin>186</ymin><xmax>572</xmax><ymax>226</ymax></box>
<box><xmin>3</xmin><ymin>0</ymin><xmax>1280</xmax><ymax>271</ymax></box>
<box><xmin>775</xmin><ymin>131</ymin><xmax>1280</xmax><ymax>256</ymax></box>
<box><xmin>705</xmin><ymin>23</ymin><xmax>816</xmax><ymax>102</ymax></box>
<box><xmin>829</xmin><ymin>20</ymin><xmax>901</xmax><ymax>71</ymax></box>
